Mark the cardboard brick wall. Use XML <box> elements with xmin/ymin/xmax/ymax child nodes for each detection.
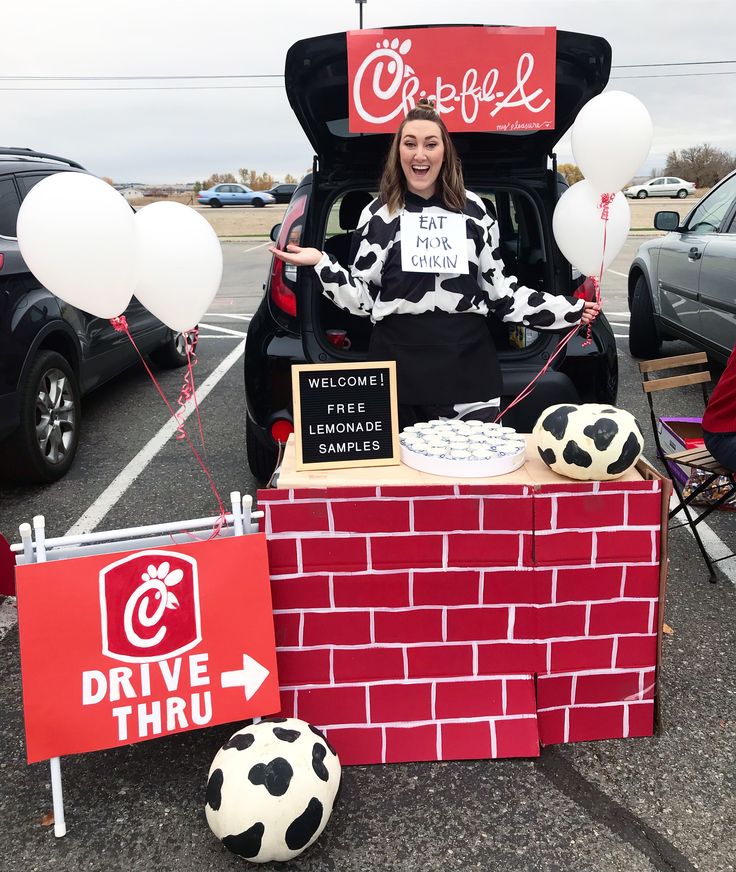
<box><xmin>258</xmin><ymin>478</ymin><xmax>664</xmax><ymax>765</ymax></box>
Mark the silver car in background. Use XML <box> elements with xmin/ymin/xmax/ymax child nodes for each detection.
<box><xmin>627</xmin><ymin>169</ymin><xmax>736</xmax><ymax>360</ymax></box>
<box><xmin>625</xmin><ymin>176</ymin><xmax>696</xmax><ymax>199</ymax></box>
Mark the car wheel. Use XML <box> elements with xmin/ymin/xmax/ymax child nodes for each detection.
<box><xmin>636</xmin><ymin>190</ymin><xmax>648</xmax><ymax>199</ymax></box>
<box><xmin>628</xmin><ymin>276</ymin><xmax>661</xmax><ymax>359</ymax></box>
<box><xmin>252</xmin><ymin>198</ymin><xmax>265</xmax><ymax>208</ymax></box>
<box><xmin>677</xmin><ymin>189</ymin><xmax>688</xmax><ymax>199</ymax></box>
<box><xmin>151</xmin><ymin>330</ymin><xmax>197</xmax><ymax>369</ymax></box>
<box><xmin>246</xmin><ymin>416</ymin><xmax>278</xmax><ymax>484</ymax></box>
<box><xmin>0</xmin><ymin>351</ymin><xmax>80</xmax><ymax>483</ymax></box>
<box><xmin>209</xmin><ymin>199</ymin><xmax>222</xmax><ymax>208</ymax></box>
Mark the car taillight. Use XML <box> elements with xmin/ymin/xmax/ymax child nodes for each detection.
<box><xmin>0</xmin><ymin>254</ymin><xmax>4</xmax><ymax>270</ymax></box>
<box><xmin>270</xmin><ymin>419</ymin><xmax>294</xmax><ymax>444</ymax></box>
<box><xmin>270</xmin><ymin>257</ymin><xmax>297</xmax><ymax>316</ymax></box>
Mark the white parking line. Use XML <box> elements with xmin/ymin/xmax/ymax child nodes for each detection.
<box><xmin>670</xmin><ymin>494</ymin><xmax>736</xmax><ymax>585</ymax></box>
<box><xmin>607</xmin><ymin>270</ymin><xmax>628</xmax><ymax>278</ymax></box>
<box><xmin>65</xmin><ymin>340</ymin><xmax>246</xmax><ymax>538</ymax></box>
<box><xmin>204</xmin><ymin>313</ymin><xmax>253</xmax><ymax>321</ymax></box>
<box><xmin>242</xmin><ymin>240</ymin><xmax>271</xmax><ymax>253</ymax></box>
<box><xmin>197</xmin><ymin>323</ymin><xmax>248</xmax><ymax>338</ymax></box>
<box><xmin>197</xmin><ymin>335</ymin><xmax>243</xmax><ymax>340</ymax></box>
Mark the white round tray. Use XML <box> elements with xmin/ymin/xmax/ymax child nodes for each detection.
<box><xmin>400</xmin><ymin>444</ymin><xmax>526</xmax><ymax>478</ymax></box>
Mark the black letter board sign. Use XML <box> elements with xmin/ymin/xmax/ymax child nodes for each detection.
<box><xmin>291</xmin><ymin>361</ymin><xmax>399</xmax><ymax>470</ymax></box>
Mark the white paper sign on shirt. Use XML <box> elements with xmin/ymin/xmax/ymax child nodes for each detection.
<box><xmin>400</xmin><ymin>211</ymin><xmax>470</xmax><ymax>275</ymax></box>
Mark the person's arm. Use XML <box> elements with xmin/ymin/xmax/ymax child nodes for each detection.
<box><xmin>474</xmin><ymin>200</ymin><xmax>597</xmax><ymax>328</ymax></box>
<box><xmin>270</xmin><ymin>203</ymin><xmax>388</xmax><ymax>319</ymax></box>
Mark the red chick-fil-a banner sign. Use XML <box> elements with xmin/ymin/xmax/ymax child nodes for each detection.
<box><xmin>347</xmin><ymin>26</ymin><xmax>557</xmax><ymax>133</ymax></box>
<box><xmin>16</xmin><ymin>535</ymin><xmax>280</xmax><ymax>763</ymax></box>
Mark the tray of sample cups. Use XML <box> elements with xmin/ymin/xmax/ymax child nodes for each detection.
<box><xmin>399</xmin><ymin>419</ymin><xmax>526</xmax><ymax>478</ymax></box>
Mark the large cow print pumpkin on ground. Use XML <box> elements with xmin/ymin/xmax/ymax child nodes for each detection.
<box><xmin>533</xmin><ymin>403</ymin><xmax>644</xmax><ymax>481</ymax></box>
<box><xmin>205</xmin><ymin>717</ymin><xmax>341</xmax><ymax>863</ymax></box>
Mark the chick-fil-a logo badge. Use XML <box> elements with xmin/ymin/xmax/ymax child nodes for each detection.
<box><xmin>99</xmin><ymin>550</ymin><xmax>201</xmax><ymax>662</ymax></box>
<box><xmin>347</xmin><ymin>26</ymin><xmax>557</xmax><ymax>133</ymax></box>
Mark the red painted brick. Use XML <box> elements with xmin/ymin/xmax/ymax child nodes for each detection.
<box><xmin>269</xmin><ymin>501</ymin><xmax>330</xmax><ymax>534</ymax></box>
<box><xmin>276</xmin><ymin>649</ymin><xmax>331</xmax><ymax>686</ymax></box>
<box><xmin>374</xmin><ymin>609</ymin><xmax>443</xmax><ymax>643</ymax></box>
<box><xmin>302</xmin><ymin>610</ymin><xmax>372</xmax><ymax>647</ymax></box>
<box><xmin>267</xmin><ymin>538</ymin><xmax>298</xmax><ymax>576</ymax></box>
<box><xmin>505</xmin><ymin>677</ymin><xmax>537</xmax><ymax>715</ymax></box>
<box><xmin>257</xmin><ymin>487</ymin><xmax>292</xmax><ymax>502</ymax></box>
<box><xmin>615</xmin><ymin>634</ymin><xmax>658</xmax><ymax>669</ymax></box>
<box><xmin>379</xmin><ymin>485</ymin><xmax>454</xmax><ymax>497</ymax></box>
<box><xmin>270</xmin><ymin>575</ymin><xmax>330</xmax><ymax>610</ymax></box>
<box><xmin>333</xmin><ymin>647</ymin><xmax>405</xmax><ymax>683</ymax></box>
<box><xmin>441</xmin><ymin>721</ymin><xmax>492</xmax><ymax>760</ymax></box>
<box><xmin>331</xmin><ymin>500</ymin><xmax>410</xmax><ymax>533</ymax></box>
<box><xmin>533</xmin><ymin>497</ymin><xmax>554</xmax><ymax>531</ymax></box>
<box><xmin>537</xmin><ymin>708</ymin><xmax>566</xmax><ymax>745</ymax></box>
<box><xmin>413</xmin><ymin>570</ymin><xmax>480</xmax><ymax>605</ymax></box>
<box><xmin>291</xmin><ymin>488</ymin><xmax>329</xmax><ymax>500</ymax></box>
<box><xmin>598</xmin><ymin>479</ymin><xmax>658</xmax><ymax>491</ymax></box>
<box><xmin>406</xmin><ymin>644</ymin><xmax>474</xmax><ymax>679</ymax></box>
<box><xmin>538</xmin><ymin>482</ymin><xmax>596</xmax><ymax>494</ymax></box>
<box><xmin>434</xmin><ymin>679</ymin><xmax>504</xmax><ymax>719</ymax></box>
<box><xmin>446</xmin><ymin>607</ymin><xmax>509</xmax><ymax>642</ymax></box>
<box><xmin>538</xmin><ymin>604</ymin><xmax>588</xmax><ymax>639</ymax></box>
<box><xmin>447</xmin><ymin>533</ymin><xmax>521</xmax><ymax>567</ymax></box>
<box><xmin>324</xmin><ymin>487</ymin><xmax>377</xmax><ymax>499</ymax></box>
<box><xmin>385</xmin><ymin>724</ymin><xmax>438</xmax><ymax>763</ymax></box>
<box><xmin>301</xmin><ymin>535</ymin><xmax>368</xmax><ymax>573</ymax></box>
<box><xmin>568</xmin><ymin>704</ymin><xmax>625</xmax><ymax>742</ymax></box>
<box><xmin>273</xmin><ymin>612</ymin><xmax>301</xmax><ymax>648</ymax></box>
<box><xmin>413</xmin><ymin>498</ymin><xmax>481</xmax><ymax>533</ymax></box>
<box><xmin>369</xmin><ymin>682</ymin><xmax>433</xmax><ymax>723</ymax></box>
<box><xmin>536</xmin><ymin>675</ymin><xmax>574</xmax><ymax>709</ymax></box>
<box><xmin>555</xmin><ymin>566</ymin><xmax>623</xmax><ymax>602</ymax></box>
<box><xmin>371</xmin><ymin>534</ymin><xmax>444</xmax><ymax>570</ymax></box>
<box><xmin>556</xmin><ymin>493</ymin><xmax>625</xmax><ymax>530</ymax></box>
<box><xmin>588</xmin><ymin>601</ymin><xmax>651</xmax><ymax>636</ymax></box>
<box><xmin>483</xmin><ymin>570</ymin><xmax>552</xmax><ymax>605</ymax></box>
<box><xmin>333</xmin><ymin>572</ymin><xmax>410</xmax><ymax>608</ymax></box>
<box><xmin>325</xmin><ymin>726</ymin><xmax>383</xmax><ymax>765</ymax></box>
<box><xmin>575</xmin><ymin>671</ymin><xmax>642</xmax><ymax>705</ymax></box>
<box><xmin>650</xmin><ymin>602</ymin><xmax>659</xmax><ymax>634</ymax></box>
<box><xmin>477</xmin><ymin>642</ymin><xmax>542</xmax><ymax>674</ymax></box>
<box><xmin>297</xmin><ymin>685</ymin><xmax>367</xmax><ymax>726</ymax></box>
<box><xmin>512</xmin><ymin>606</ymin><xmax>538</xmax><ymax>640</ymax></box>
<box><xmin>596</xmin><ymin>530</ymin><xmax>655</xmax><ymax>564</ymax></box>
<box><xmin>627</xmin><ymin>491</ymin><xmax>663</xmax><ymax>526</ymax></box>
<box><xmin>278</xmin><ymin>689</ymin><xmax>297</xmax><ymax>719</ymax></box>
<box><xmin>623</xmin><ymin>565</ymin><xmax>661</xmax><ymax>599</ymax></box>
<box><xmin>482</xmin><ymin>498</ymin><xmax>533</xmax><ymax>532</ymax></box>
<box><xmin>627</xmin><ymin>701</ymin><xmax>655</xmax><ymax>738</ymax></box>
<box><xmin>534</xmin><ymin>532</ymin><xmax>594</xmax><ymax>566</ymax></box>
<box><xmin>494</xmin><ymin>717</ymin><xmax>540</xmax><ymax>758</ymax></box>
<box><xmin>457</xmin><ymin>484</ymin><xmax>527</xmax><ymax>496</ymax></box>
<box><xmin>549</xmin><ymin>637</ymin><xmax>614</xmax><ymax>672</ymax></box>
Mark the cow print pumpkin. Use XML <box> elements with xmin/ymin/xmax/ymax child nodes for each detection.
<box><xmin>533</xmin><ymin>403</ymin><xmax>644</xmax><ymax>481</ymax></box>
<box><xmin>205</xmin><ymin>717</ymin><xmax>341</xmax><ymax>863</ymax></box>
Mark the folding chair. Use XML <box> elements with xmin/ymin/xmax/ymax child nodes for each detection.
<box><xmin>639</xmin><ymin>352</ymin><xmax>736</xmax><ymax>582</ymax></box>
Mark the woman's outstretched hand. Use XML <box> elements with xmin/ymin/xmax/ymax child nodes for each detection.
<box><xmin>580</xmin><ymin>300</ymin><xmax>601</xmax><ymax>325</ymax></box>
<box><xmin>269</xmin><ymin>244</ymin><xmax>323</xmax><ymax>267</ymax></box>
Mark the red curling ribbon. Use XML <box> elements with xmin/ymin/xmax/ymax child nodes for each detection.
<box><xmin>108</xmin><ymin>317</ymin><xmax>227</xmax><ymax>538</ymax></box>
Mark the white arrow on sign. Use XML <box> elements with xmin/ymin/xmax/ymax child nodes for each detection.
<box><xmin>220</xmin><ymin>654</ymin><xmax>270</xmax><ymax>701</ymax></box>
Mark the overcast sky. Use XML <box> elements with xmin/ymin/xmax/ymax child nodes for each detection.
<box><xmin>4</xmin><ymin>0</ymin><xmax>735</xmax><ymax>184</ymax></box>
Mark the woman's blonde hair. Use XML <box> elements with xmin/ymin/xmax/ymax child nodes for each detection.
<box><xmin>379</xmin><ymin>99</ymin><xmax>466</xmax><ymax>214</ymax></box>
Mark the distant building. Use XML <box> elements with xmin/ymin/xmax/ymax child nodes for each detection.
<box><xmin>115</xmin><ymin>185</ymin><xmax>145</xmax><ymax>200</ymax></box>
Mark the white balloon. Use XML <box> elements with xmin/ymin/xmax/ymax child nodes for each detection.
<box><xmin>133</xmin><ymin>202</ymin><xmax>223</xmax><ymax>333</ymax></box>
<box><xmin>16</xmin><ymin>173</ymin><xmax>137</xmax><ymax>319</ymax></box>
<box><xmin>571</xmin><ymin>91</ymin><xmax>654</xmax><ymax>193</ymax></box>
<box><xmin>553</xmin><ymin>180</ymin><xmax>631</xmax><ymax>277</ymax></box>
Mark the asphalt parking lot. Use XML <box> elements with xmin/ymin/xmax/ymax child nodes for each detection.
<box><xmin>1</xmin><ymin>236</ymin><xmax>734</xmax><ymax>872</ymax></box>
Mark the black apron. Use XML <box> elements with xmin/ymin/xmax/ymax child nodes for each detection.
<box><xmin>368</xmin><ymin>311</ymin><xmax>501</xmax><ymax>406</ymax></box>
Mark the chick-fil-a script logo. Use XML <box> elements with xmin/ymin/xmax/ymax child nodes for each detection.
<box><xmin>99</xmin><ymin>550</ymin><xmax>201</xmax><ymax>662</ymax></box>
<box><xmin>347</xmin><ymin>27</ymin><xmax>557</xmax><ymax>133</ymax></box>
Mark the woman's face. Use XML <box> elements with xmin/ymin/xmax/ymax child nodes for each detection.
<box><xmin>399</xmin><ymin>119</ymin><xmax>445</xmax><ymax>198</ymax></box>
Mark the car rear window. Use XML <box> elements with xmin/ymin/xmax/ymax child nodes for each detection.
<box><xmin>0</xmin><ymin>178</ymin><xmax>21</xmax><ymax>238</ymax></box>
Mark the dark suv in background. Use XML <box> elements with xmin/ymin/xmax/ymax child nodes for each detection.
<box><xmin>244</xmin><ymin>26</ymin><xmax>619</xmax><ymax>482</ymax></box>
<box><xmin>0</xmin><ymin>148</ymin><xmax>189</xmax><ymax>483</ymax></box>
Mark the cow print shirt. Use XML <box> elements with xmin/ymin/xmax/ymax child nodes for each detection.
<box><xmin>314</xmin><ymin>189</ymin><xmax>585</xmax><ymax>329</ymax></box>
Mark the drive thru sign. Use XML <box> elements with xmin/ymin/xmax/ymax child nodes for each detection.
<box><xmin>17</xmin><ymin>534</ymin><xmax>280</xmax><ymax>763</ymax></box>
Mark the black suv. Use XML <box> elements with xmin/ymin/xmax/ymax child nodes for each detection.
<box><xmin>0</xmin><ymin>148</ymin><xmax>189</xmax><ymax>483</ymax></box>
<box><xmin>244</xmin><ymin>26</ymin><xmax>619</xmax><ymax>481</ymax></box>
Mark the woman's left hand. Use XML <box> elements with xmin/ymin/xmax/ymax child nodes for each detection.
<box><xmin>580</xmin><ymin>301</ymin><xmax>600</xmax><ymax>325</ymax></box>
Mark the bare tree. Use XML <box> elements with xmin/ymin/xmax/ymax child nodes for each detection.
<box><xmin>665</xmin><ymin>144</ymin><xmax>736</xmax><ymax>188</ymax></box>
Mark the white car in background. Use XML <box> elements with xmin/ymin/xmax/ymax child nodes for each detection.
<box><xmin>624</xmin><ymin>176</ymin><xmax>696</xmax><ymax>199</ymax></box>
